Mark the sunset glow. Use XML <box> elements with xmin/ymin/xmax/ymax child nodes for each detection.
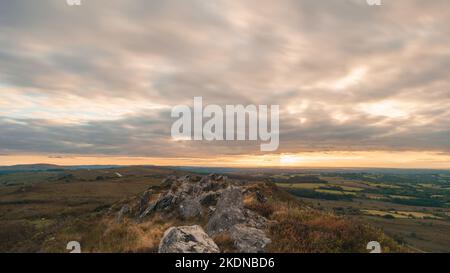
<box><xmin>1</xmin><ymin>0</ymin><xmax>449</xmax><ymax>169</ymax></box>
<box><xmin>1</xmin><ymin>151</ymin><xmax>449</xmax><ymax>169</ymax></box>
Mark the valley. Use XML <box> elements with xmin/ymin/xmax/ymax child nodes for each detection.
<box><xmin>0</xmin><ymin>165</ymin><xmax>449</xmax><ymax>253</ymax></box>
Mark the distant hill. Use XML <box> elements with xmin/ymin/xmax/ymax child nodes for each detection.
<box><xmin>0</xmin><ymin>164</ymin><xmax>121</xmax><ymax>174</ymax></box>
<box><xmin>2</xmin><ymin>164</ymin><xmax>449</xmax><ymax>175</ymax></box>
<box><xmin>173</xmin><ymin>166</ymin><xmax>450</xmax><ymax>175</ymax></box>
<box><xmin>0</xmin><ymin>164</ymin><xmax>63</xmax><ymax>171</ymax></box>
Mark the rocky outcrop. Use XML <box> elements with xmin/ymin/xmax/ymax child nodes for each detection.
<box><xmin>160</xmin><ymin>175</ymin><xmax>271</xmax><ymax>252</ymax></box>
<box><xmin>139</xmin><ymin>173</ymin><xmax>229</xmax><ymax>220</ymax></box>
<box><xmin>116</xmin><ymin>173</ymin><xmax>272</xmax><ymax>253</ymax></box>
<box><xmin>158</xmin><ymin>225</ymin><xmax>220</xmax><ymax>253</ymax></box>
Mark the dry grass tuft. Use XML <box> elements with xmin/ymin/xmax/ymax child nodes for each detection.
<box><xmin>213</xmin><ymin>232</ymin><xmax>236</xmax><ymax>253</ymax></box>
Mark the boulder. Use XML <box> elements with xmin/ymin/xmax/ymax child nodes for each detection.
<box><xmin>199</xmin><ymin>191</ymin><xmax>221</xmax><ymax>206</ymax></box>
<box><xmin>243</xmin><ymin>209</ymin><xmax>269</xmax><ymax>229</ymax></box>
<box><xmin>117</xmin><ymin>204</ymin><xmax>131</xmax><ymax>222</ymax></box>
<box><xmin>154</xmin><ymin>193</ymin><xmax>176</xmax><ymax>211</ymax></box>
<box><xmin>158</xmin><ymin>225</ymin><xmax>220</xmax><ymax>253</ymax></box>
<box><xmin>138</xmin><ymin>190</ymin><xmax>152</xmax><ymax>215</ymax></box>
<box><xmin>179</xmin><ymin>198</ymin><xmax>203</xmax><ymax>219</ymax></box>
<box><xmin>230</xmin><ymin>224</ymin><xmax>271</xmax><ymax>253</ymax></box>
<box><xmin>139</xmin><ymin>192</ymin><xmax>176</xmax><ymax>218</ymax></box>
<box><xmin>216</xmin><ymin>186</ymin><xmax>243</xmax><ymax>209</ymax></box>
<box><xmin>208</xmin><ymin>173</ymin><xmax>224</xmax><ymax>181</ymax></box>
<box><xmin>200</xmin><ymin>179</ymin><xmax>226</xmax><ymax>192</ymax></box>
<box><xmin>206</xmin><ymin>187</ymin><xmax>246</xmax><ymax>235</ymax></box>
<box><xmin>206</xmin><ymin>186</ymin><xmax>269</xmax><ymax>236</ymax></box>
<box><xmin>174</xmin><ymin>180</ymin><xmax>201</xmax><ymax>198</ymax></box>
<box><xmin>207</xmin><ymin>206</ymin><xmax>246</xmax><ymax>235</ymax></box>
<box><xmin>139</xmin><ymin>202</ymin><xmax>156</xmax><ymax>219</ymax></box>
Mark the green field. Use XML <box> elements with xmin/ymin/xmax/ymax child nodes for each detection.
<box><xmin>269</xmin><ymin>170</ymin><xmax>450</xmax><ymax>252</ymax></box>
<box><xmin>1</xmin><ymin>166</ymin><xmax>450</xmax><ymax>253</ymax></box>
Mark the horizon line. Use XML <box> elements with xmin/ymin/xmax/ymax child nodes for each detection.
<box><xmin>1</xmin><ymin>163</ymin><xmax>450</xmax><ymax>171</ymax></box>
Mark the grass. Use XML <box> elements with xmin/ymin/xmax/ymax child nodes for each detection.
<box><xmin>361</xmin><ymin>209</ymin><xmax>441</xmax><ymax>220</ymax></box>
<box><xmin>0</xmin><ymin>167</ymin><xmax>178</xmax><ymax>252</ymax></box>
<box><xmin>243</xmin><ymin>183</ymin><xmax>405</xmax><ymax>253</ymax></box>
<box><xmin>340</xmin><ymin>186</ymin><xmax>364</xmax><ymax>192</ymax></box>
<box><xmin>316</xmin><ymin>189</ymin><xmax>357</xmax><ymax>196</ymax></box>
<box><xmin>267</xmin><ymin>201</ymin><xmax>404</xmax><ymax>253</ymax></box>
<box><xmin>389</xmin><ymin>195</ymin><xmax>416</xmax><ymax>200</ymax></box>
<box><xmin>366</xmin><ymin>194</ymin><xmax>386</xmax><ymax>200</ymax></box>
<box><xmin>370</xmin><ymin>183</ymin><xmax>402</xmax><ymax>189</ymax></box>
<box><xmin>395</xmin><ymin>211</ymin><xmax>442</xmax><ymax>219</ymax></box>
<box><xmin>363</xmin><ymin>216</ymin><xmax>450</xmax><ymax>252</ymax></box>
<box><xmin>275</xmin><ymin>183</ymin><xmax>322</xmax><ymax>190</ymax></box>
<box><xmin>0</xmin><ymin>167</ymin><xmax>431</xmax><ymax>253</ymax></box>
<box><xmin>276</xmin><ymin>183</ymin><xmax>363</xmax><ymax>193</ymax></box>
<box><xmin>362</xmin><ymin>210</ymin><xmax>409</xmax><ymax>219</ymax></box>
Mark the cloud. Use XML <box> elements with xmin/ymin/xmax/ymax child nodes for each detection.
<box><xmin>0</xmin><ymin>0</ymin><xmax>449</xmax><ymax>159</ymax></box>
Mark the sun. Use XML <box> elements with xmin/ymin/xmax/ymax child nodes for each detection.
<box><xmin>280</xmin><ymin>154</ymin><xmax>302</xmax><ymax>165</ymax></box>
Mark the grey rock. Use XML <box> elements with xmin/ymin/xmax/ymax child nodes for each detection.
<box><xmin>243</xmin><ymin>209</ymin><xmax>269</xmax><ymax>229</ymax></box>
<box><xmin>181</xmin><ymin>175</ymin><xmax>191</xmax><ymax>182</ymax></box>
<box><xmin>154</xmin><ymin>193</ymin><xmax>176</xmax><ymax>211</ymax></box>
<box><xmin>138</xmin><ymin>190</ymin><xmax>152</xmax><ymax>215</ymax></box>
<box><xmin>216</xmin><ymin>186</ymin><xmax>243</xmax><ymax>210</ymax></box>
<box><xmin>230</xmin><ymin>224</ymin><xmax>271</xmax><ymax>253</ymax></box>
<box><xmin>256</xmin><ymin>191</ymin><xmax>268</xmax><ymax>203</ymax></box>
<box><xmin>161</xmin><ymin>175</ymin><xmax>177</xmax><ymax>187</ymax></box>
<box><xmin>175</xmin><ymin>180</ymin><xmax>201</xmax><ymax>197</ymax></box>
<box><xmin>139</xmin><ymin>202</ymin><xmax>156</xmax><ymax>219</ymax></box>
<box><xmin>179</xmin><ymin>198</ymin><xmax>203</xmax><ymax>219</ymax></box>
<box><xmin>139</xmin><ymin>192</ymin><xmax>176</xmax><ymax>218</ymax></box>
<box><xmin>117</xmin><ymin>204</ymin><xmax>131</xmax><ymax>222</ymax></box>
<box><xmin>206</xmin><ymin>186</ymin><xmax>269</xmax><ymax>236</ymax></box>
<box><xmin>208</xmin><ymin>173</ymin><xmax>218</xmax><ymax>179</ymax></box>
<box><xmin>207</xmin><ymin>186</ymin><xmax>246</xmax><ymax>235</ymax></box>
<box><xmin>208</xmin><ymin>173</ymin><xmax>223</xmax><ymax>181</ymax></box>
<box><xmin>199</xmin><ymin>191</ymin><xmax>221</xmax><ymax>206</ymax></box>
<box><xmin>200</xmin><ymin>180</ymin><xmax>225</xmax><ymax>192</ymax></box>
<box><xmin>207</xmin><ymin>206</ymin><xmax>246</xmax><ymax>235</ymax></box>
<box><xmin>158</xmin><ymin>225</ymin><xmax>220</xmax><ymax>253</ymax></box>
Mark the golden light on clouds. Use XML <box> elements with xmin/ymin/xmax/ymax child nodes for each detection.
<box><xmin>359</xmin><ymin>100</ymin><xmax>411</xmax><ymax>119</ymax></box>
<box><xmin>1</xmin><ymin>1</ymin><xmax>449</xmax><ymax>168</ymax></box>
<box><xmin>1</xmin><ymin>151</ymin><xmax>449</xmax><ymax>169</ymax></box>
<box><xmin>331</xmin><ymin>67</ymin><xmax>368</xmax><ymax>91</ymax></box>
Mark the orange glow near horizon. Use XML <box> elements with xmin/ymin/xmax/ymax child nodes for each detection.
<box><xmin>1</xmin><ymin>151</ymin><xmax>449</xmax><ymax>169</ymax></box>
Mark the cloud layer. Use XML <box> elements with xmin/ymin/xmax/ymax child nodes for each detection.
<box><xmin>0</xmin><ymin>0</ymin><xmax>449</xmax><ymax>162</ymax></box>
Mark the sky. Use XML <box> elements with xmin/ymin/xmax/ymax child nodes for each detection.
<box><xmin>0</xmin><ymin>0</ymin><xmax>449</xmax><ymax>168</ymax></box>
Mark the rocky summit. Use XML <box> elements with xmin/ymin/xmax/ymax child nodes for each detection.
<box><xmin>107</xmin><ymin>171</ymin><xmax>405</xmax><ymax>254</ymax></box>
<box><xmin>116</xmin><ymin>174</ymin><xmax>272</xmax><ymax>253</ymax></box>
